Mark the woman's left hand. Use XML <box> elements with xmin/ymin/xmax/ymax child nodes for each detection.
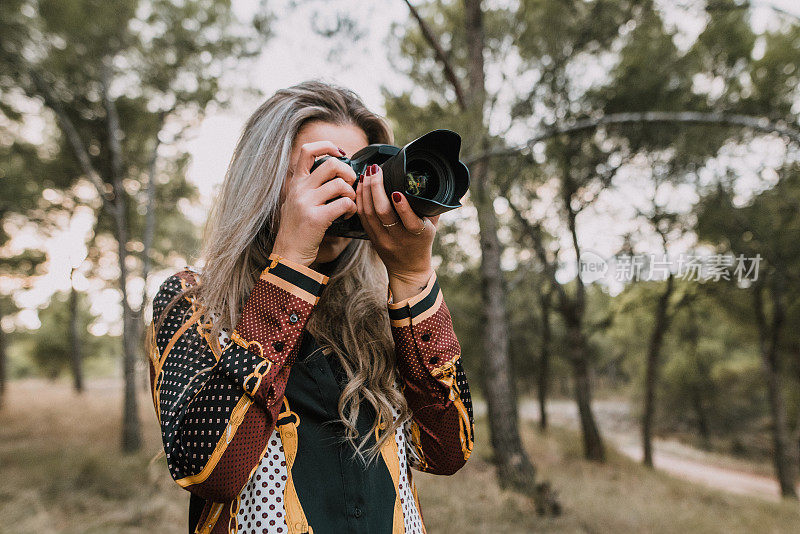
<box><xmin>356</xmin><ymin>163</ymin><xmax>439</xmax><ymax>301</ymax></box>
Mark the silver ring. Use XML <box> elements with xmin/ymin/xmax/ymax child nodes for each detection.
<box><xmin>411</xmin><ymin>218</ymin><xmax>427</xmax><ymax>236</ymax></box>
<box><xmin>382</xmin><ymin>220</ymin><xmax>400</xmax><ymax>228</ymax></box>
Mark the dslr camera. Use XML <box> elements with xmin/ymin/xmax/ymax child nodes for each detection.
<box><xmin>310</xmin><ymin>129</ymin><xmax>470</xmax><ymax>239</ymax></box>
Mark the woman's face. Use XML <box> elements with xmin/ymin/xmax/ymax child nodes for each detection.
<box><xmin>286</xmin><ymin>120</ymin><xmax>369</xmax><ymax>265</ymax></box>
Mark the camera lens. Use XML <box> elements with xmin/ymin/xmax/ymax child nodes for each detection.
<box><xmin>404</xmin><ymin>163</ymin><xmax>434</xmax><ymax>198</ymax></box>
<box><xmin>405</xmin><ymin>153</ymin><xmax>454</xmax><ymax>204</ymax></box>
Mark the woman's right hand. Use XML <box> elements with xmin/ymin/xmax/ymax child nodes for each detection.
<box><xmin>272</xmin><ymin>141</ymin><xmax>358</xmax><ymax>267</ymax></box>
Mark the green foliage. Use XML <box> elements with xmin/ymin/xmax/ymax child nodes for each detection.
<box><xmin>386</xmin><ymin>1</ymin><xmax>800</xmax><ymax>428</ymax></box>
<box><xmin>696</xmin><ymin>163</ymin><xmax>800</xmax><ymax>279</ymax></box>
<box><xmin>693</xmin><ymin>0</ymin><xmax>756</xmax><ymax>78</ymax></box>
<box><xmin>0</xmin><ymin>0</ymin><xmax>271</xmax><ymax>380</ymax></box>
<box><xmin>745</xmin><ymin>27</ymin><xmax>800</xmax><ymax>118</ymax></box>
<box><xmin>515</xmin><ymin>0</ymin><xmax>638</xmax><ymax>66</ymax></box>
<box><xmin>20</xmin><ymin>290</ymin><xmax>116</xmax><ymax>380</ymax></box>
<box><xmin>0</xmin><ymin>0</ymin><xmax>271</xmax><ymax>270</ymax></box>
<box><xmin>609</xmin><ymin>279</ymin><xmax>769</xmax><ymax>446</ymax></box>
<box><xmin>596</xmin><ymin>8</ymin><xmax>709</xmax><ymax>153</ymax></box>
<box><xmin>695</xmin><ymin>164</ymin><xmax>800</xmax><ymax>430</ymax></box>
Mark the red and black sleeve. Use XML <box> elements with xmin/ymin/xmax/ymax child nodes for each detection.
<box><xmin>388</xmin><ymin>271</ymin><xmax>474</xmax><ymax>475</ymax></box>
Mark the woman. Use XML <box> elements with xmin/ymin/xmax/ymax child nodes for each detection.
<box><xmin>147</xmin><ymin>80</ymin><xmax>474</xmax><ymax>534</ymax></box>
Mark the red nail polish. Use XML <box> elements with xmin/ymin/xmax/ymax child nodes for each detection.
<box><xmin>373</xmin><ymin>164</ymin><xmax>380</xmax><ymax>173</ymax></box>
<box><xmin>338</xmin><ymin>147</ymin><xmax>346</xmax><ymax>156</ymax></box>
<box><xmin>392</xmin><ymin>192</ymin><xmax>402</xmax><ymax>203</ymax></box>
<box><xmin>365</xmin><ymin>166</ymin><xmax>371</xmax><ymax>176</ymax></box>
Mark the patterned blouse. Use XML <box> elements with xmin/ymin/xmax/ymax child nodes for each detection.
<box><xmin>148</xmin><ymin>253</ymin><xmax>474</xmax><ymax>534</ymax></box>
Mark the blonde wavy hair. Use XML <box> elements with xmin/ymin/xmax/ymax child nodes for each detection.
<box><xmin>151</xmin><ymin>79</ymin><xmax>411</xmax><ymax>464</ymax></box>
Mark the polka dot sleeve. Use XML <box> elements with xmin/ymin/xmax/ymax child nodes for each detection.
<box><xmin>387</xmin><ymin>271</ymin><xmax>475</xmax><ymax>475</ymax></box>
<box><xmin>149</xmin><ymin>255</ymin><xmax>328</xmax><ymax>505</ymax></box>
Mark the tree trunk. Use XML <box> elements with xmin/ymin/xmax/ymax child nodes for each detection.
<box><xmin>116</xmin><ymin>195</ymin><xmax>141</xmax><ymax>453</ymax></box>
<box><xmin>104</xmin><ymin>65</ymin><xmax>142</xmax><ymax>453</ymax></box>
<box><xmin>567</xmin><ymin>323</ymin><xmax>605</xmax><ymax>462</ymax></box>
<box><xmin>763</xmin><ymin>355</ymin><xmax>797</xmax><ymax>498</ymax></box>
<box><xmin>690</xmin><ymin>387</ymin><xmax>711</xmax><ymax>447</ymax></box>
<box><xmin>563</xmin><ymin>184</ymin><xmax>605</xmax><ymax>462</ymax></box>
<box><xmin>684</xmin><ymin>309</ymin><xmax>711</xmax><ymax>448</ymax></box>
<box><xmin>68</xmin><ymin>269</ymin><xmax>84</xmax><ymax>393</ymax></box>
<box><xmin>463</xmin><ymin>0</ymin><xmax>545</xmax><ymax>500</ymax></box>
<box><xmin>754</xmin><ymin>280</ymin><xmax>797</xmax><ymax>499</ymax></box>
<box><xmin>794</xmin><ymin>348</ymin><xmax>800</xmax><ymax>482</ymax></box>
<box><xmin>0</xmin><ymin>315</ymin><xmax>6</xmax><ymax>409</ymax></box>
<box><xmin>473</xmin><ymin>157</ymin><xmax>538</xmax><ymax>490</ymax></box>
<box><xmin>407</xmin><ymin>0</ymin><xmax>557</xmax><ymax>512</ymax></box>
<box><xmin>139</xmin><ymin>140</ymin><xmax>159</xmax><ymax>392</ymax></box>
<box><xmin>642</xmin><ymin>272</ymin><xmax>675</xmax><ymax>467</ymax></box>
<box><xmin>537</xmin><ymin>289</ymin><xmax>552</xmax><ymax>431</ymax></box>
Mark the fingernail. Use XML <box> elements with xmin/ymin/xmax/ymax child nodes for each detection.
<box><xmin>373</xmin><ymin>164</ymin><xmax>380</xmax><ymax>173</ymax></box>
<box><xmin>338</xmin><ymin>147</ymin><xmax>346</xmax><ymax>156</ymax></box>
<box><xmin>392</xmin><ymin>192</ymin><xmax>402</xmax><ymax>203</ymax></box>
<box><xmin>365</xmin><ymin>166</ymin><xmax>372</xmax><ymax>177</ymax></box>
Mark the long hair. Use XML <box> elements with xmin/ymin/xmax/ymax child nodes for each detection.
<box><xmin>148</xmin><ymin>79</ymin><xmax>411</xmax><ymax>464</ymax></box>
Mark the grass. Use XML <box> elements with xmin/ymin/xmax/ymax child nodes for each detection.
<box><xmin>1</xmin><ymin>379</ymin><xmax>799</xmax><ymax>533</ymax></box>
<box><xmin>0</xmin><ymin>379</ymin><xmax>186</xmax><ymax>534</ymax></box>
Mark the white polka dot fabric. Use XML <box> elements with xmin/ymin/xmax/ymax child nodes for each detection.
<box><xmin>235</xmin><ymin>428</ymin><xmax>290</xmax><ymax>533</ymax></box>
<box><xmin>231</xmin><ymin>404</ymin><xmax>425</xmax><ymax>534</ymax></box>
<box><xmin>391</xmin><ymin>404</ymin><xmax>425</xmax><ymax>534</ymax></box>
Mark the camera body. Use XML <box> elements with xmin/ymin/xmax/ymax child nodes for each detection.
<box><xmin>310</xmin><ymin>129</ymin><xmax>470</xmax><ymax>239</ymax></box>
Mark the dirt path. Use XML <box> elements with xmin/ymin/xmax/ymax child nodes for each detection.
<box><xmin>475</xmin><ymin>398</ymin><xmax>799</xmax><ymax>502</ymax></box>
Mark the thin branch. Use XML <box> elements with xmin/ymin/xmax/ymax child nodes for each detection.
<box><xmin>506</xmin><ymin>198</ymin><xmax>571</xmax><ymax>311</ymax></box>
<box><xmin>100</xmin><ymin>61</ymin><xmax>133</xmax><ymax>319</ymax></box>
<box><xmin>140</xmin><ymin>136</ymin><xmax>161</xmax><ymax>310</ymax></box>
<box><xmin>403</xmin><ymin>0</ymin><xmax>467</xmax><ymax>109</ymax></box>
<box><xmin>28</xmin><ymin>69</ymin><xmax>113</xmax><ymax>210</ymax></box>
<box><xmin>465</xmin><ymin>111</ymin><xmax>800</xmax><ymax>163</ymax></box>
<box><xmin>561</xmin><ymin>175</ymin><xmax>585</xmax><ymax>314</ymax></box>
<box><xmin>102</xmin><ymin>62</ymin><xmax>124</xmax><ymax>184</ymax></box>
